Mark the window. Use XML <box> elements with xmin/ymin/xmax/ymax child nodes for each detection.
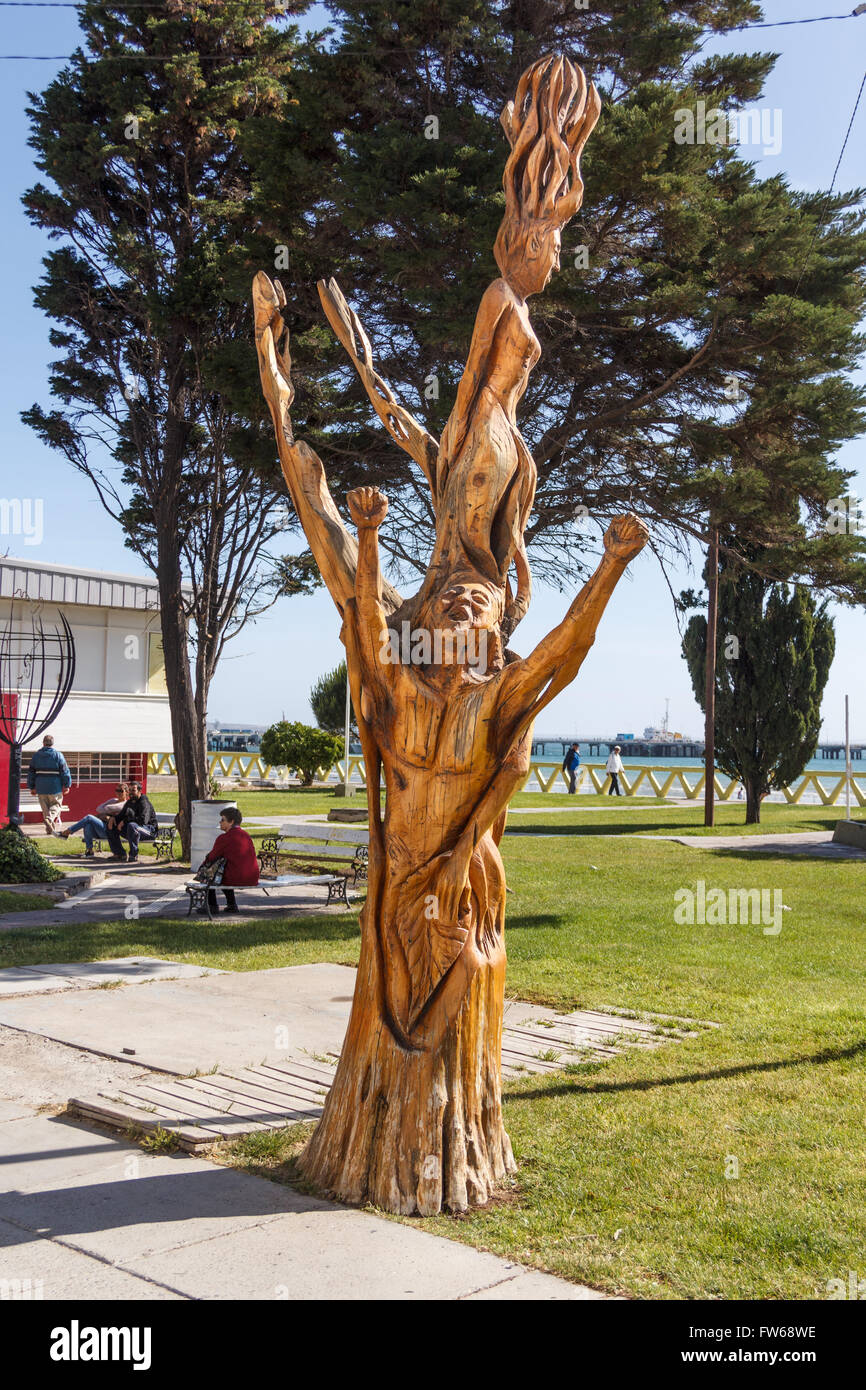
<box><xmin>148</xmin><ymin>633</ymin><xmax>167</xmax><ymax>694</ymax></box>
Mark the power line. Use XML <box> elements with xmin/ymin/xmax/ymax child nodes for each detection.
<box><xmin>0</xmin><ymin>4</ymin><xmax>864</xmax><ymax>57</ymax></box>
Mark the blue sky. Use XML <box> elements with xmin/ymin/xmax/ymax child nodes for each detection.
<box><xmin>0</xmin><ymin>1</ymin><xmax>863</xmax><ymax>740</ymax></box>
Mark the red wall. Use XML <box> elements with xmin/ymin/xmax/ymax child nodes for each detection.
<box><xmin>0</xmin><ymin>693</ymin><xmax>16</xmax><ymax>823</ymax></box>
<box><xmin>16</xmin><ymin>751</ymin><xmax>150</xmax><ymax>826</ymax></box>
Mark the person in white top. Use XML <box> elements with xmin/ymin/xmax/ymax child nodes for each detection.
<box><xmin>606</xmin><ymin>745</ymin><xmax>624</xmax><ymax>796</ymax></box>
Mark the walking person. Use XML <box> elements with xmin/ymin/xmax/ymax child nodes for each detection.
<box><xmin>562</xmin><ymin>742</ymin><xmax>581</xmax><ymax>794</ymax></box>
<box><xmin>26</xmin><ymin>734</ymin><xmax>71</xmax><ymax>834</ymax></box>
<box><xmin>57</xmin><ymin>784</ymin><xmax>128</xmax><ymax>858</ymax></box>
<box><xmin>606</xmin><ymin>744</ymin><xmax>624</xmax><ymax>797</ymax></box>
<box><xmin>116</xmin><ymin>781</ymin><xmax>158</xmax><ymax>862</ymax></box>
<box><xmin>199</xmin><ymin>806</ymin><xmax>259</xmax><ymax>915</ymax></box>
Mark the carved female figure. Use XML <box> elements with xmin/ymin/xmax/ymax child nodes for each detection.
<box><xmin>254</xmin><ymin>55</ymin><xmax>648</xmax><ymax>1215</ymax></box>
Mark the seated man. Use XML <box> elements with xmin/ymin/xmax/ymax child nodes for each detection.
<box><xmin>116</xmin><ymin>781</ymin><xmax>158</xmax><ymax>862</ymax></box>
<box><xmin>57</xmin><ymin>783</ymin><xmax>127</xmax><ymax>858</ymax></box>
<box><xmin>199</xmin><ymin>806</ymin><xmax>259</xmax><ymax>914</ymax></box>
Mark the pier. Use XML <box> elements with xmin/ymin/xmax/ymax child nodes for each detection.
<box><xmin>531</xmin><ymin>737</ymin><xmax>865</xmax><ymax>761</ymax></box>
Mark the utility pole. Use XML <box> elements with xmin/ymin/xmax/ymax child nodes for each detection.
<box><xmin>704</xmin><ymin>523</ymin><xmax>719</xmax><ymax>827</ymax></box>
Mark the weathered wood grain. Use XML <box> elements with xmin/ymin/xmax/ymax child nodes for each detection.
<box><xmin>253</xmin><ymin>54</ymin><xmax>648</xmax><ymax>1215</ymax></box>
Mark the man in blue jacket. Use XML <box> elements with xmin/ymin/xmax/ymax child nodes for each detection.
<box><xmin>26</xmin><ymin>734</ymin><xmax>72</xmax><ymax>835</ymax></box>
<box><xmin>562</xmin><ymin>742</ymin><xmax>581</xmax><ymax>794</ymax></box>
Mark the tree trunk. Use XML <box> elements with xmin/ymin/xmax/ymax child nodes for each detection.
<box><xmin>156</xmin><ymin>533</ymin><xmax>207</xmax><ymax>859</ymax></box>
<box><xmin>744</xmin><ymin>781</ymin><xmax>761</xmax><ymax>824</ymax></box>
<box><xmin>299</xmin><ymin>886</ymin><xmax>515</xmax><ymax>1214</ymax></box>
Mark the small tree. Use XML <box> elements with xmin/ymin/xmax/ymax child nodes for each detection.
<box><xmin>682</xmin><ymin>552</ymin><xmax>834</xmax><ymax>823</ymax></box>
<box><xmin>310</xmin><ymin>661</ymin><xmax>355</xmax><ymax>737</ymax></box>
<box><xmin>260</xmin><ymin>721</ymin><xmax>343</xmax><ymax>787</ymax></box>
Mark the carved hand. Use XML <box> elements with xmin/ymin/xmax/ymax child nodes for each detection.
<box><xmin>603</xmin><ymin>513</ymin><xmax>649</xmax><ymax>564</ymax></box>
<box><xmin>252</xmin><ymin>272</ymin><xmax>294</xmax><ymax>425</ymax></box>
<box><xmin>347</xmin><ymin>486</ymin><xmax>388</xmax><ymax>530</ymax></box>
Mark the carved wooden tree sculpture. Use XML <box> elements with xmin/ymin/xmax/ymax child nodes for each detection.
<box><xmin>253</xmin><ymin>55</ymin><xmax>649</xmax><ymax>1215</ymax></box>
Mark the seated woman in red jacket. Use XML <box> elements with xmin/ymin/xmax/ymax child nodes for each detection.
<box><xmin>201</xmin><ymin>806</ymin><xmax>259</xmax><ymax>914</ymax></box>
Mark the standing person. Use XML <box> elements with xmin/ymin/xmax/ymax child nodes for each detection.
<box><xmin>199</xmin><ymin>806</ymin><xmax>259</xmax><ymax>915</ymax></box>
<box><xmin>57</xmin><ymin>784</ymin><xmax>127</xmax><ymax>858</ymax></box>
<box><xmin>606</xmin><ymin>744</ymin><xmax>624</xmax><ymax>797</ymax></box>
<box><xmin>116</xmin><ymin>781</ymin><xmax>158</xmax><ymax>862</ymax></box>
<box><xmin>562</xmin><ymin>742</ymin><xmax>581</xmax><ymax>794</ymax></box>
<box><xmin>26</xmin><ymin>734</ymin><xmax>71</xmax><ymax>834</ymax></box>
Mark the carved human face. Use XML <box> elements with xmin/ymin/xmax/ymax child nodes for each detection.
<box><xmin>528</xmin><ymin>225</ymin><xmax>561</xmax><ymax>293</ymax></box>
<box><xmin>499</xmin><ymin>222</ymin><xmax>561</xmax><ymax>298</ymax></box>
<box><xmin>435</xmin><ymin>582</ymin><xmax>501</xmax><ymax>631</ymax></box>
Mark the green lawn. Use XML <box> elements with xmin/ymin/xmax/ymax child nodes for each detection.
<box><xmin>4</xmin><ymin>806</ymin><xmax>864</xmax><ymax>1300</ymax></box>
<box><xmin>0</xmin><ymin>890</ymin><xmax>53</xmax><ymax>914</ymax></box>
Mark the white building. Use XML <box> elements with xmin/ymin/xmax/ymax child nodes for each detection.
<box><xmin>1</xmin><ymin>557</ymin><xmax>172</xmax><ymax>820</ymax></box>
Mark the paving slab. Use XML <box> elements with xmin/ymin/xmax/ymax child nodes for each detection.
<box><xmin>0</xmin><ymin>1112</ymin><xmax>142</xmax><ymax>1195</ymax></box>
<box><xmin>461</xmin><ymin>1269</ymin><xmax>610</xmax><ymax>1300</ymax></box>
<box><xmin>0</xmin><ymin>1113</ymin><xmax>606</xmax><ymax>1301</ymax></box>
<box><xmin>637</xmin><ymin>830</ymin><xmax>866</xmax><ymax>858</ymax></box>
<box><xmin>0</xmin><ymin>957</ymin><xmax>222</xmax><ymax>999</ymax></box>
<box><xmin>0</xmin><ymin>1217</ymin><xmax>182</xmax><ymax>1299</ymax></box>
<box><xmin>0</xmin><ymin>1099</ymin><xmax>32</xmax><ymax>1123</ymax></box>
<box><xmin>0</xmin><ymin>963</ymin><xmax>357</xmax><ymax>1075</ymax></box>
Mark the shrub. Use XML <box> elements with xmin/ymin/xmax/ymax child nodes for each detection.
<box><xmin>260</xmin><ymin>721</ymin><xmax>344</xmax><ymax>787</ymax></box>
<box><xmin>0</xmin><ymin>828</ymin><xmax>63</xmax><ymax>883</ymax></box>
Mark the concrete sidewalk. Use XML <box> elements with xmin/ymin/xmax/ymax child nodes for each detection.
<box><xmin>0</xmin><ymin>1107</ymin><xmax>608</xmax><ymax>1301</ymax></box>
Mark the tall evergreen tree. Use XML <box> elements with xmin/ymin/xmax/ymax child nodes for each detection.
<box><xmin>253</xmin><ymin>0</ymin><xmax>866</xmax><ymax>599</ymax></box>
<box><xmin>309</xmin><ymin>660</ymin><xmax>355</xmax><ymax>735</ymax></box>
<box><xmin>22</xmin><ymin>0</ymin><xmax>311</xmax><ymax>852</ymax></box>
<box><xmin>682</xmin><ymin>547</ymin><xmax>835</xmax><ymax>822</ymax></box>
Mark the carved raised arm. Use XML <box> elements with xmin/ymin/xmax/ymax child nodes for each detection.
<box><xmin>496</xmin><ymin>513</ymin><xmax>649</xmax><ymax>732</ymax></box>
<box><xmin>253</xmin><ymin>271</ymin><xmax>402</xmax><ymax>618</ymax></box>
<box><xmin>318</xmin><ymin>277</ymin><xmax>440</xmax><ymax>498</ymax></box>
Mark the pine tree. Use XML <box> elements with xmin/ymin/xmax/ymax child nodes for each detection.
<box><xmin>252</xmin><ymin>0</ymin><xmax>866</xmax><ymax>598</ymax></box>
<box><xmin>22</xmin><ymin>0</ymin><xmax>309</xmax><ymax>853</ymax></box>
<box><xmin>682</xmin><ymin>547</ymin><xmax>835</xmax><ymax>823</ymax></box>
<box><xmin>309</xmin><ymin>661</ymin><xmax>355</xmax><ymax>736</ymax></box>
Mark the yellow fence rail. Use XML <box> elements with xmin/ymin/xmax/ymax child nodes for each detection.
<box><xmin>147</xmin><ymin>754</ymin><xmax>866</xmax><ymax>806</ymax></box>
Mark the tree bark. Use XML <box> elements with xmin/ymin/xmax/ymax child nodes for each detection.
<box><xmin>252</xmin><ymin>59</ymin><xmax>643</xmax><ymax>1215</ymax></box>
<box><xmin>299</xmin><ymin>865</ymin><xmax>515</xmax><ymax>1213</ymax></box>
<box><xmin>744</xmin><ymin>781</ymin><xmax>762</xmax><ymax>824</ymax></box>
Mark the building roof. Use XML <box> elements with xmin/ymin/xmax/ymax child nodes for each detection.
<box><xmin>0</xmin><ymin>556</ymin><xmax>161</xmax><ymax>612</ymax></box>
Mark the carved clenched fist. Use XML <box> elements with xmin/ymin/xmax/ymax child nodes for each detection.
<box><xmin>603</xmin><ymin>513</ymin><xmax>649</xmax><ymax>563</ymax></box>
<box><xmin>347</xmin><ymin>486</ymin><xmax>389</xmax><ymax>529</ymax></box>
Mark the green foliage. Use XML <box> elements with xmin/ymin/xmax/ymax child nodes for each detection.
<box><xmin>21</xmin><ymin>2</ymin><xmax>315</xmax><ymax>833</ymax></box>
<box><xmin>0</xmin><ymin>829</ymin><xmax>63</xmax><ymax>884</ymax></box>
<box><xmin>260</xmin><ymin>721</ymin><xmax>344</xmax><ymax>786</ymax></box>
<box><xmin>251</xmin><ymin>0</ymin><xmax>866</xmax><ymax>599</ymax></box>
<box><xmin>682</xmin><ymin>546</ymin><xmax>835</xmax><ymax>821</ymax></box>
<box><xmin>309</xmin><ymin>661</ymin><xmax>355</xmax><ymax>736</ymax></box>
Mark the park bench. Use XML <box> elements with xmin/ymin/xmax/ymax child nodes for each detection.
<box><xmin>256</xmin><ymin>821</ymin><xmax>370</xmax><ymax>903</ymax></box>
<box><xmin>183</xmin><ymin>820</ymin><xmax>370</xmax><ymax>918</ymax></box>
<box><xmin>91</xmin><ymin>811</ymin><xmax>177</xmax><ymax>860</ymax></box>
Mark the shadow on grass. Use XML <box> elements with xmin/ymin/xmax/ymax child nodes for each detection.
<box><xmin>502</xmin><ymin>912</ymin><xmax>566</xmax><ymax>931</ymax></box>
<box><xmin>504</xmin><ymin>1037</ymin><xmax>866</xmax><ymax>1103</ymax></box>
<box><xmin>505</xmin><ymin>819</ymin><xmax>695</xmax><ymax>838</ymax></box>
<box><xmin>504</xmin><ymin>812</ymin><xmax>842</xmax><ymax>839</ymax></box>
